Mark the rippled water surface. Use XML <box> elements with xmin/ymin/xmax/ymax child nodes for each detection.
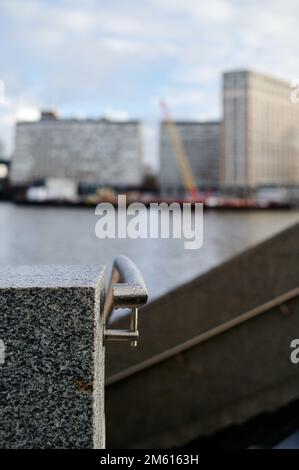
<box><xmin>1</xmin><ymin>202</ymin><xmax>299</xmax><ymax>301</ymax></box>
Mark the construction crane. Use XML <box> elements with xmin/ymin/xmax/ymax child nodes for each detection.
<box><xmin>160</xmin><ymin>100</ymin><xmax>199</xmax><ymax>200</ymax></box>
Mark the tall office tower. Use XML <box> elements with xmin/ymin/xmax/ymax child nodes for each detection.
<box><xmin>223</xmin><ymin>70</ymin><xmax>299</xmax><ymax>189</ymax></box>
<box><xmin>11</xmin><ymin>111</ymin><xmax>143</xmax><ymax>189</ymax></box>
<box><xmin>160</xmin><ymin>121</ymin><xmax>220</xmax><ymax>195</ymax></box>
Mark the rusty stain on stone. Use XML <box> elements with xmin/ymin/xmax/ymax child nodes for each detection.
<box><xmin>75</xmin><ymin>379</ymin><xmax>93</xmax><ymax>392</ymax></box>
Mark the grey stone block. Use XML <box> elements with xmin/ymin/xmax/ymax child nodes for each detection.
<box><xmin>0</xmin><ymin>265</ymin><xmax>105</xmax><ymax>449</ymax></box>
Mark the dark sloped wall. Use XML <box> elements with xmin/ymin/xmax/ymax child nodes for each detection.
<box><xmin>105</xmin><ymin>222</ymin><xmax>299</xmax><ymax>448</ymax></box>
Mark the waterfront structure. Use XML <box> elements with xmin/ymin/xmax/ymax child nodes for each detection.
<box><xmin>11</xmin><ymin>112</ymin><xmax>143</xmax><ymax>189</ymax></box>
<box><xmin>222</xmin><ymin>70</ymin><xmax>299</xmax><ymax>189</ymax></box>
<box><xmin>0</xmin><ymin>160</ymin><xmax>10</xmax><ymax>199</ymax></box>
<box><xmin>160</xmin><ymin>121</ymin><xmax>220</xmax><ymax>195</ymax></box>
<box><xmin>0</xmin><ymin>159</ymin><xmax>9</xmax><ymax>180</ymax></box>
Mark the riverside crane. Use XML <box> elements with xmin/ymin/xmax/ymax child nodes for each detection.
<box><xmin>160</xmin><ymin>100</ymin><xmax>203</xmax><ymax>202</ymax></box>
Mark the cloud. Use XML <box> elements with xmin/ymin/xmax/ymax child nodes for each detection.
<box><xmin>0</xmin><ymin>101</ymin><xmax>40</xmax><ymax>157</ymax></box>
<box><xmin>103</xmin><ymin>107</ymin><xmax>130</xmax><ymax>121</ymax></box>
<box><xmin>153</xmin><ymin>0</ymin><xmax>237</xmax><ymax>24</ymax></box>
<box><xmin>15</xmin><ymin>107</ymin><xmax>40</xmax><ymax>122</ymax></box>
<box><xmin>1</xmin><ymin>0</ymin><xmax>299</xmax><ymax>166</ymax></box>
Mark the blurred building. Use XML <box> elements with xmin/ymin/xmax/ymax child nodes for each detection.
<box><xmin>223</xmin><ymin>70</ymin><xmax>299</xmax><ymax>189</ymax></box>
<box><xmin>0</xmin><ymin>159</ymin><xmax>10</xmax><ymax>199</ymax></box>
<box><xmin>142</xmin><ymin>163</ymin><xmax>158</xmax><ymax>192</ymax></box>
<box><xmin>11</xmin><ymin>111</ymin><xmax>143</xmax><ymax>190</ymax></box>
<box><xmin>160</xmin><ymin>121</ymin><xmax>220</xmax><ymax>195</ymax></box>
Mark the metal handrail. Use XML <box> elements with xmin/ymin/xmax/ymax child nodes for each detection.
<box><xmin>106</xmin><ymin>285</ymin><xmax>299</xmax><ymax>385</ymax></box>
<box><xmin>104</xmin><ymin>255</ymin><xmax>148</xmax><ymax>347</ymax></box>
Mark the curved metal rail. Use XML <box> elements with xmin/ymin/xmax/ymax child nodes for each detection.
<box><xmin>104</xmin><ymin>255</ymin><xmax>148</xmax><ymax>347</ymax></box>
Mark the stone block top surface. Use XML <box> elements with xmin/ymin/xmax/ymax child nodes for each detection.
<box><xmin>0</xmin><ymin>265</ymin><xmax>105</xmax><ymax>289</ymax></box>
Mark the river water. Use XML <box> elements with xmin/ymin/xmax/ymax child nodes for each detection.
<box><xmin>1</xmin><ymin>202</ymin><xmax>299</xmax><ymax>302</ymax></box>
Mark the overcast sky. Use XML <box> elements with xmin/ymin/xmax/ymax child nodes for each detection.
<box><xmin>0</xmin><ymin>0</ymin><xmax>298</xmax><ymax>167</ymax></box>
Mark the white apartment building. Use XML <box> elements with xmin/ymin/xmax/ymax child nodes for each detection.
<box><xmin>11</xmin><ymin>112</ymin><xmax>143</xmax><ymax>189</ymax></box>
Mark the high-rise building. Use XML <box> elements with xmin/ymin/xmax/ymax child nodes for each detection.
<box><xmin>222</xmin><ymin>70</ymin><xmax>299</xmax><ymax>188</ymax></box>
<box><xmin>160</xmin><ymin>121</ymin><xmax>220</xmax><ymax>195</ymax></box>
<box><xmin>11</xmin><ymin>112</ymin><xmax>143</xmax><ymax>189</ymax></box>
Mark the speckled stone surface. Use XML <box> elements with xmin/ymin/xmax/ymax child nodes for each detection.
<box><xmin>0</xmin><ymin>265</ymin><xmax>106</xmax><ymax>449</ymax></box>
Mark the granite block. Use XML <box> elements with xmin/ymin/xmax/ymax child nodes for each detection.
<box><xmin>0</xmin><ymin>265</ymin><xmax>105</xmax><ymax>449</ymax></box>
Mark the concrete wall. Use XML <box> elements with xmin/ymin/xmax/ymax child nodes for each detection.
<box><xmin>105</xmin><ymin>222</ymin><xmax>299</xmax><ymax>448</ymax></box>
